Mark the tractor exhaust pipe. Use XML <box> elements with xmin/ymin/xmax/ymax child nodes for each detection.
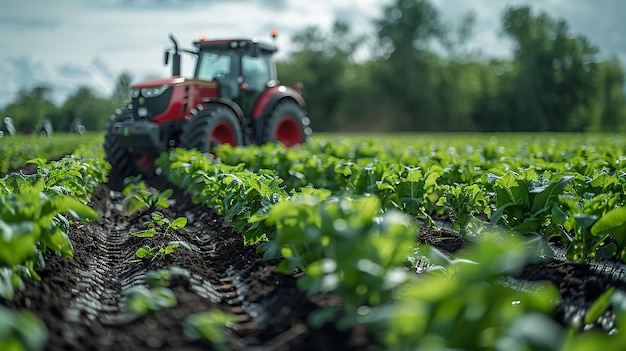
<box><xmin>164</xmin><ymin>34</ymin><xmax>181</xmax><ymax>76</ymax></box>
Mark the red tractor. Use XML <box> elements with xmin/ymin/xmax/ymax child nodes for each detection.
<box><xmin>105</xmin><ymin>32</ymin><xmax>311</xmax><ymax>177</ymax></box>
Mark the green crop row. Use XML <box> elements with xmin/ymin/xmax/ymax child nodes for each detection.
<box><xmin>1</xmin><ymin>144</ymin><xmax>109</xmax><ymax>350</ymax></box>
<box><xmin>157</xmin><ymin>141</ymin><xmax>626</xmax><ymax>350</ymax></box>
<box><xmin>212</xmin><ymin>135</ymin><xmax>626</xmax><ymax>263</ymax></box>
<box><xmin>0</xmin><ymin>132</ymin><xmax>104</xmax><ymax>175</ymax></box>
<box><xmin>0</xmin><ymin>145</ymin><xmax>110</xmax><ymax>301</ymax></box>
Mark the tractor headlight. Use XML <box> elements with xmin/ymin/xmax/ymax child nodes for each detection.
<box><xmin>130</xmin><ymin>88</ymin><xmax>140</xmax><ymax>98</ymax></box>
<box><xmin>141</xmin><ymin>85</ymin><xmax>169</xmax><ymax>98</ymax></box>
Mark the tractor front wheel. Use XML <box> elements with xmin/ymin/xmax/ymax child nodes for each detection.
<box><xmin>104</xmin><ymin>111</ymin><xmax>138</xmax><ymax>179</ymax></box>
<box><xmin>181</xmin><ymin>106</ymin><xmax>243</xmax><ymax>153</ymax></box>
<box><xmin>262</xmin><ymin>101</ymin><xmax>308</xmax><ymax>147</ymax></box>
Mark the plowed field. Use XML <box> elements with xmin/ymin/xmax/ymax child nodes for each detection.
<box><xmin>3</xmin><ymin>172</ymin><xmax>625</xmax><ymax>350</ymax></box>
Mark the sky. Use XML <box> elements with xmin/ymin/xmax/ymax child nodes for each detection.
<box><xmin>1</xmin><ymin>0</ymin><xmax>625</xmax><ymax>110</ymax></box>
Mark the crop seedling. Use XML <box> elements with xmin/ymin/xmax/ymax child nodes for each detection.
<box><xmin>143</xmin><ymin>266</ymin><xmax>190</xmax><ymax>288</ymax></box>
<box><xmin>132</xmin><ymin>211</ymin><xmax>188</xmax><ymax>238</ymax></box>
<box><xmin>130</xmin><ymin>211</ymin><xmax>191</xmax><ymax>260</ymax></box>
<box><xmin>135</xmin><ymin>241</ymin><xmax>192</xmax><ymax>260</ymax></box>
<box><xmin>121</xmin><ymin>176</ymin><xmax>174</xmax><ymax>216</ymax></box>
<box><xmin>183</xmin><ymin>310</ymin><xmax>237</xmax><ymax>351</ymax></box>
<box><xmin>123</xmin><ymin>285</ymin><xmax>177</xmax><ymax>317</ymax></box>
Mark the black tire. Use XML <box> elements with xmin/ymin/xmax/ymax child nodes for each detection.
<box><xmin>104</xmin><ymin>110</ymin><xmax>138</xmax><ymax>179</ymax></box>
<box><xmin>262</xmin><ymin>100</ymin><xmax>308</xmax><ymax>147</ymax></box>
<box><xmin>181</xmin><ymin>106</ymin><xmax>243</xmax><ymax>152</ymax></box>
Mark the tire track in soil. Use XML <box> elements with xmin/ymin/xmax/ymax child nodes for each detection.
<box><xmin>3</xmin><ymin>178</ymin><xmax>363</xmax><ymax>351</ymax></box>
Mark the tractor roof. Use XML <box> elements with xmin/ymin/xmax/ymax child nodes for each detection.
<box><xmin>193</xmin><ymin>38</ymin><xmax>277</xmax><ymax>53</ymax></box>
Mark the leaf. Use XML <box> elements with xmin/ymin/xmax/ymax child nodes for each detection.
<box><xmin>169</xmin><ymin>217</ymin><xmax>188</xmax><ymax>230</ymax></box>
<box><xmin>530</xmin><ymin>176</ymin><xmax>572</xmax><ymax>214</ymax></box>
<box><xmin>43</xmin><ymin>227</ymin><xmax>74</xmax><ymax>258</ymax></box>
<box><xmin>135</xmin><ymin>245</ymin><xmax>154</xmax><ymax>258</ymax></box>
<box><xmin>54</xmin><ymin>197</ymin><xmax>100</xmax><ymax>222</ymax></box>
<box><xmin>574</xmin><ymin>213</ymin><xmax>599</xmax><ymax>230</ymax></box>
<box><xmin>0</xmin><ymin>220</ymin><xmax>38</xmax><ymax>266</ymax></box>
<box><xmin>0</xmin><ymin>267</ymin><xmax>17</xmax><ymax>300</ymax></box>
<box><xmin>183</xmin><ymin>310</ymin><xmax>237</xmax><ymax>344</ymax></box>
<box><xmin>150</xmin><ymin>211</ymin><xmax>168</xmax><ymax>226</ymax></box>
<box><xmin>490</xmin><ymin>202</ymin><xmax>516</xmax><ymax>225</ymax></box>
<box><xmin>122</xmin><ymin>193</ymin><xmax>148</xmax><ymax>216</ymax></box>
<box><xmin>591</xmin><ymin>207</ymin><xmax>626</xmax><ymax>246</ymax></box>
<box><xmin>0</xmin><ymin>306</ymin><xmax>48</xmax><ymax>351</ymax></box>
<box><xmin>169</xmin><ymin>240</ymin><xmax>192</xmax><ymax>251</ymax></box>
<box><xmin>151</xmin><ymin>287</ymin><xmax>177</xmax><ymax>309</ymax></box>
<box><xmin>308</xmin><ymin>306</ymin><xmax>341</xmax><ymax>329</ymax></box>
<box><xmin>152</xmin><ymin>188</ymin><xmax>173</xmax><ymax>209</ymax></box>
<box><xmin>585</xmin><ymin>287</ymin><xmax>615</xmax><ymax>325</ymax></box>
<box><xmin>133</xmin><ymin>228</ymin><xmax>157</xmax><ymax>238</ymax></box>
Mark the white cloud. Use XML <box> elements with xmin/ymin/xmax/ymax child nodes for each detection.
<box><xmin>1</xmin><ymin>0</ymin><xmax>625</xmax><ymax>109</ymax></box>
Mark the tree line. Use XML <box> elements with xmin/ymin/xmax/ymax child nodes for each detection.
<box><xmin>2</xmin><ymin>1</ymin><xmax>625</xmax><ymax>133</ymax></box>
<box><xmin>1</xmin><ymin>73</ymin><xmax>132</xmax><ymax>133</ymax></box>
<box><xmin>278</xmin><ymin>2</ymin><xmax>626</xmax><ymax>132</ymax></box>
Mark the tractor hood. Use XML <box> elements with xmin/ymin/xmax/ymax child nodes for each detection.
<box><xmin>131</xmin><ymin>77</ymin><xmax>185</xmax><ymax>89</ymax></box>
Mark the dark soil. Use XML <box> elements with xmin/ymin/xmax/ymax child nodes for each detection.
<box><xmin>2</xmin><ymin>172</ymin><xmax>626</xmax><ymax>350</ymax></box>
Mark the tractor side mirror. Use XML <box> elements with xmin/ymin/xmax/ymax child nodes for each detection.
<box><xmin>164</xmin><ymin>50</ymin><xmax>170</xmax><ymax>65</ymax></box>
<box><xmin>166</xmin><ymin>34</ymin><xmax>181</xmax><ymax>76</ymax></box>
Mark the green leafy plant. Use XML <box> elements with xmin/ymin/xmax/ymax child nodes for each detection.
<box><xmin>490</xmin><ymin>170</ymin><xmax>573</xmax><ymax>237</ymax></box>
<box><xmin>557</xmin><ymin>194</ymin><xmax>626</xmax><ymax>261</ymax></box>
<box><xmin>132</xmin><ymin>211</ymin><xmax>188</xmax><ymax>238</ymax></box>
<box><xmin>360</xmin><ymin>232</ymin><xmax>561</xmax><ymax>350</ymax></box>
<box><xmin>121</xmin><ymin>178</ymin><xmax>173</xmax><ymax>216</ymax></box>
<box><xmin>0</xmin><ymin>306</ymin><xmax>48</xmax><ymax>351</ymax></box>
<box><xmin>123</xmin><ymin>268</ymin><xmax>191</xmax><ymax>317</ymax></box>
<box><xmin>183</xmin><ymin>310</ymin><xmax>237</xmax><ymax>351</ymax></box>
<box><xmin>437</xmin><ymin>183</ymin><xmax>489</xmax><ymax>237</ymax></box>
<box><xmin>156</xmin><ymin>135</ymin><xmax>626</xmax><ymax>349</ymax></box>
<box><xmin>0</xmin><ymin>188</ymin><xmax>99</xmax><ymax>300</ymax></box>
<box><xmin>143</xmin><ymin>266</ymin><xmax>190</xmax><ymax>288</ymax></box>
<box><xmin>135</xmin><ymin>241</ymin><xmax>192</xmax><ymax>260</ymax></box>
<box><xmin>156</xmin><ymin>149</ymin><xmax>287</xmax><ymax>245</ymax></box>
<box><xmin>123</xmin><ymin>285</ymin><xmax>177</xmax><ymax>316</ymax></box>
<box><xmin>130</xmin><ymin>210</ymin><xmax>191</xmax><ymax>260</ymax></box>
<box><xmin>262</xmin><ymin>193</ymin><xmax>418</xmax><ymax>328</ymax></box>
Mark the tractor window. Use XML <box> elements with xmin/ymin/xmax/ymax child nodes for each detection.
<box><xmin>242</xmin><ymin>54</ymin><xmax>273</xmax><ymax>92</ymax></box>
<box><xmin>196</xmin><ymin>52</ymin><xmax>233</xmax><ymax>81</ymax></box>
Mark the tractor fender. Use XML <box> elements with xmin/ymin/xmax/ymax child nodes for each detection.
<box><xmin>198</xmin><ymin>97</ymin><xmax>246</xmax><ymax>120</ymax></box>
<box><xmin>250</xmin><ymin>85</ymin><xmax>306</xmax><ymax>121</ymax></box>
<box><xmin>195</xmin><ymin>97</ymin><xmax>250</xmax><ymax>144</ymax></box>
<box><xmin>250</xmin><ymin>86</ymin><xmax>306</xmax><ymax>145</ymax></box>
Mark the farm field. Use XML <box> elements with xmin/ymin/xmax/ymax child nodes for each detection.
<box><xmin>2</xmin><ymin>132</ymin><xmax>626</xmax><ymax>350</ymax></box>
<box><xmin>0</xmin><ymin>132</ymin><xmax>104</xmax><ymax>174</ymax></box>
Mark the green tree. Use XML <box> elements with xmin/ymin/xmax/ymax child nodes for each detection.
<box><xmin>111</xmin><ymin>71</ymin><xmax>133</xmax><ymax>106</ymax></box>
<box><xmin>502</xmin><ymin>6</ymin><xmax>601</xmax><ymax>131</ymax></box>
<box><xmin>433</xmin><ymin>11</ymin><xmax>481</xmax><ymax>131</ymax></box>
<box><xmin>372</xmin><ymin>0</ymin><xmax>444</xmax><ymax>131</ymax></box>
<box><xmin>61</xmin><ymin>86</ymin><xmax>115</xmax><ymax>131</ymax></box>
<box><xmin>278</xmin><ymin>20</ymin><xmax>364</xmax><ymax>131</ymax></box>
<box><xmin>3</xmin><ymin>85</ymin><xmax>58</xmax><ymax>132</ymax></box>
<box><xmin>596</xmin><ymin>57</ymin><xmax>626</xmax><ymax>131</ymax></box>
<box><xmin>470</xmin><ymin>60</ymin><xmax>516</xmax><ymax>131</ymax></box>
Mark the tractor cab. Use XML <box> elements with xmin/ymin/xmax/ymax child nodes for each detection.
<box><xmin>193</xmin><ymin>38</ymin><xmax>278</xmax><ymax>112</ymax></box>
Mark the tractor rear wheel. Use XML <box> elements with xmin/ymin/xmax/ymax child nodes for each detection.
<box><xmin>262</xmin><ymin>100</ymin><xmax>308</xmax><ymax>147</ymax></box>
<box><xmin>181</xmin><ymin>106</ymin><xmax>243</xmax><ymax>153</ymax></box>
<box><xmin>104</xmin><ymin>110</ymin><xmax>138</xmax><ymax>179</ymax></box>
